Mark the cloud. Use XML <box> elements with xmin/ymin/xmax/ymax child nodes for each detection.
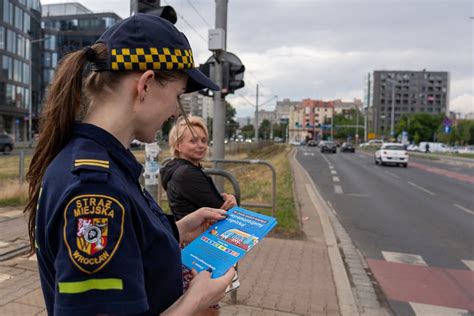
<box><xmin>40</xmin><ymin>0</ymin><xmax>473</xmax><ymax>117</ymax></box>
<box><xmin>450</xmin><ymin>94</ymin><xmax>474</xmax><ymax>114</ymax></box>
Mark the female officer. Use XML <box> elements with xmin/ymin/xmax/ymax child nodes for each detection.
<box><xmin>24</xmin><ymin>14</ymin><xmax>234</xmax><ymax>315</ymax></box>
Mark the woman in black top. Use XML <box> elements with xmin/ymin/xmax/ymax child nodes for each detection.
<box><xmin>161</xmin><ymin>116</ymin><xmax>237</xmax><ymax>220</ymax></box>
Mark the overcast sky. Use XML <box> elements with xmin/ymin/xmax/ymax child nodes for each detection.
<box><xmin>41</xmin><ymin>0</ymin><xmax>473</xmax><ymax>118</ymax></box>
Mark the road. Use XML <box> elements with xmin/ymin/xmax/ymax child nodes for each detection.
<box><xmin>296</xmin><ymin>146</ymin><xmax>474</xmax><ymax>315</ymax></box>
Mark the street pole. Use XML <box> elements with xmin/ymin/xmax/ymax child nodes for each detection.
<box><xmin>364</xmin><ymin>108</ymin><xmax>368</xmax><ymax>142</ymax></box>
<box><xmin>330</xmin><ymin>115</ymin><xmax>334</xmax><ymax>140</ymax></box>
<box><xmin>254</xmin><ymin>83</ymin><xmax>259</xmax><ymax>145</ymax></box>
<box><xmin>386</xmin><ymin>78</ymin><xmax>397</xmax><ymax>138</ymax></box>
<box><xmin>212</xmin><ymin>0</ymin><xmax>227</xmax><ymax>191</ymax></box>
<box><xmin>355</xmin><ymin>109</ymin><xmax>359</xmax><ymax>145</ymax></box>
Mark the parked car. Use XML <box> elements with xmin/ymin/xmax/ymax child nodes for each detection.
<box><xmin>0</xmin><ymin>134</ymin><xmax>14</xmax><ymax>154</ymax></box>
<box><xmin>341</xmin><ymin>142</ymin><xmax>355</xmax><ymax>153</ymax></box>
<box><xmin>359</xmin><ymin>139</ymin><xmax>383</xmax><ymax>148</ymax></box>
<box><xmin>375</xmin><ymin>143</ymin><xmax>408</xmax><ymax>167</ymax></box>
<box><xmin>457</xmin><ymin>146</ymin><xmax>474</xmax><ymax>155</ymax></box>
<box><xmin>320</xmin><ymin>141</ymin><xmax>337</xmax><ymax>153</ymax></box>
<box><xmin>418</xmin><ymin>142</ymin><xmax>449</xmax><ymax>153</ymax></box>
<box><xmin>307</xmin><ymin>139</ymin><xmax>317</xmax><ymax>147</ymax></box>
<box><xmin>407</xmin><ymin>144</ymin><xmax>420</xmax><ymax>152</ymax></box>
<box><xmin>130</xmin><ymin>139</ymin><xmax>145</xmax><ymax>149</ymax></box>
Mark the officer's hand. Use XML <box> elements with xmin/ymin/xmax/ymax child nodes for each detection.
<box><xmin>220</xmin><ymin>193</ymin><xmax>237</xmax><ymax>210</ymax></box>
<box><xmin>176</xmin><ymin>207</ymin><xmax>227</xmax><ymax>245</ymax></box>
<box><xmin>162</xmin><ymin>268</ymin><xmax>235</xmax><ymax>315</ymax></box>
<box><xmin>188</xmin><ymin>267</ymin><xmax>235</xmax><ymax>309</ymax></box>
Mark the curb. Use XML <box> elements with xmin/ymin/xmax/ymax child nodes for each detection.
<box><xmin>290</xmin><ymin>148</ymin><xmax>359</xmax><ymax>316</ymax></box>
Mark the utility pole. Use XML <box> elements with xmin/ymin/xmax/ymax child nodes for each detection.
<box><xmin>355</xmin><ymin>109</ymin><xmax>359</xmax><ymax>145</ymax></box>
<box><xmin>254</xmin><ymin>84</ymin><xmax>259</xmax><ymax>145</ymax></box>
<box><xmin>386</xmin><ymin>78</ymin><xmax>397</xmax><ymax>139</ymax></box>
<box><xmin>212</xmin><ymin>0</ymin><xmax>227</xmax><ymax>191</ymax></box>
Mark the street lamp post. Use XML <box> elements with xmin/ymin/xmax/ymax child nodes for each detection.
<box><xmin>386</xmin><ymin>78</ymin><xmax>398</xmax><ymax>138</ymax></box>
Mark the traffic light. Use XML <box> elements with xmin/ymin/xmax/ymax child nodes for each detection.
<box><xmin>197</xmin><ymin>62</ymin><xmax>214</xmax><ymax>97</ymax></box>
<box><xmin>222</xmin><ymin>61</ymin><xmax>245</xmax><ymax>96</ymax></box>
<box><xmin>132</xmin><ymin>0</ymin><xmax>177</xmax><ymax>24</ymax></box>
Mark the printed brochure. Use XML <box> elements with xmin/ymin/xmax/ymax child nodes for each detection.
<box><xmin>181</xmin><ymin>206</ymin><xmax>277</xmax><ymax>278</ymax></box>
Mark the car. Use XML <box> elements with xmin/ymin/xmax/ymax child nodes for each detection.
<box><xmin>375</xmin><ymin>143</ymin><xmax>408</xmax><ymax>167</ymax></box>
<box><xmin>340</xmin><ymin>142</ymin><xmax>355</xmax><ymax>153</ymax></box>
<box><xmin>307</xmin><ymin>140</ymin><xmax>317</xmax><ymax>147</ymax></box>
<box><xmin>320</xmin><ymin>141</ymin><xmax>337</xmax><ymax>153</ymax></box>
<box><xmin>130</xmin><ymin>139</ymin><xmax>145</xmax><ymax>149</ymax></box>
<box><xmin>0</xmin><ymin>134</ymin><xmax>14</xmax><ymax>154</ymax></box>
<box><xmin>457</xmin><ymin>146</ymin><xmax>474</xmax><ymax>155</ymax></box>
<box><xmin>407</xmin><ymin>144</ymin><xmax>420</xmax><ymax>152</ymax></box>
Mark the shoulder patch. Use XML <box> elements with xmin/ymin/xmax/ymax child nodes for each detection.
<box><xmin>63</xmin><ymin>194</ymin><xmax>125</xmax><ymax>274</ymax></box>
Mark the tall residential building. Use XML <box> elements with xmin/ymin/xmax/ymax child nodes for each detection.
<box><xmin>254</xmin><ymin>109</ymin><xmax>276</xmax><ymax>127</ymax></box>
<box><xmin>0</xmin><ymin>0</ymin><xmax>42</xmax><ymax>140</ymax></box>
<box><xmin>179</xmin><ymin>92</ymin><xmax>213</xmax><ymax>121</ymax></box>
<box><xmin>41</xmin><ymin>3</ymin><xmax>121</xmax><ymax>111</ymax></box>
<box><xmin>366</xmin><ymin>70</ymin><xmax>449</xmax><ymax>135</ymax></box>
<box><xmin>275</xmin><ymin>98</ymin><xmax>299</xmax><ymax>124</ymax></box>
<box><xmin>289</xmin><ymin>99</ymin><xmax>334</xmax><ymax>142</ymax></box>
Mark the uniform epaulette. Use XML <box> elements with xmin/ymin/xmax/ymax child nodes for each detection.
<box><xmin>71</xmin><ymin>139</ymin><xmax>111</xmax><ymax>183</ymax></box>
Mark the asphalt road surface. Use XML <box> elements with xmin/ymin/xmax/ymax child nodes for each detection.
<box><xmin>296</xmin><ymin>146</ymin><xmax>474</xmax><ymax>316</ymax></box>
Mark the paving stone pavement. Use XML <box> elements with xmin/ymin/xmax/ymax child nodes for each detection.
<box><xmin>0</xmin><ymin>149</ymin><xmax>352</xmax><ymax>315</ymax></box>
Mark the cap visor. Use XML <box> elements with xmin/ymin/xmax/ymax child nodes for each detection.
<box><xmin>184</xmin><ymin>68</ymin><xmax>220</xmax><ymax>93</ymax></box>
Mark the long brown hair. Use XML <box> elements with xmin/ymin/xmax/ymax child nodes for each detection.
<box><xmin>24</xmin><ymin>43</ymin><xmax>185</xmax><ymax>254</ymax></box>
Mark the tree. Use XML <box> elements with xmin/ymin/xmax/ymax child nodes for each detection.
<box><xmin>258</xmin><ymin>119</ymin><xmax>271</xmax><ymax>139</ymax></box>
<box><xmin>225</xmin><ymin>101</ymin><xmax>239</xmax><ymax>139</ymax></box>
<box><xmin>395</xmin><ymin>113</ymin><xmax>444</xmax><ymax>143</ymax></box>
<box><xmin>241</xmin><ymin>124</ymin><xmax>254</xmax><ymax>139</ymax></box>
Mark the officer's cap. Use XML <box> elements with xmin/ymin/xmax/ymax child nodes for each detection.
<box><xmin>95</xmin><ymin>13</ymin><xmax>219</xmax><ymax>93</ymax></box>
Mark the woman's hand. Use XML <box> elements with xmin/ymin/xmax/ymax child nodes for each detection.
<box><xmin>162</xmin><ymin>268</ymin><xmax>235</xmax><ymax>315</ymax></box>
<box><xmin>176</xmin><ymin>208</ymin><xmax>227</xmax><ymax>245</ymax></box>
<box><xmin>220</xmin><ymin>193</ymin><xmax>237</xmax><ymax>210</ymax></box>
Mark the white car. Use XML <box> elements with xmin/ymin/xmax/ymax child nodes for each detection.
<box><xmin>406</xmin><ymin>144</ymin><xmax>420</xmax><ymax>152</ymax></box>
<box><xmin>375</xmin><ymin>143</ymin><xmax>408</xmax><ymax>167</ymax></box>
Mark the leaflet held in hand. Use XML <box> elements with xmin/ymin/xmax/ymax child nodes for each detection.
<box><xmin>182</xmin><ymin>206</ymin><xmax>277</xmax><ymax>278</ymax></box>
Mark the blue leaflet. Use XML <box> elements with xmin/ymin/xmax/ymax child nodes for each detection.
<box><xmin>181</xmin><ymin>206</ymin><xmax>277</xmax><ymax>278</ymax></box>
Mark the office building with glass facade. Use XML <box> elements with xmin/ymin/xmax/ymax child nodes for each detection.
<box><xmin>0</xmin><ymin>0</ymin><xmax>41</xmax><ymax>141</ymax></box>
<box><xmin>41</xmin><ymin>3</ymin><xmax>121</xmax><ymax>101</ymax></box>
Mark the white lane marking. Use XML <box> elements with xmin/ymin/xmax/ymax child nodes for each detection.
<box><xmin>332</xmin><ymin>176</ymin><xmax>340</xmax><ymax>182</ymax></box>
<box><xmin>384</xmin><ymin>171</ymin><xmax>400</xmax><ymax>179</ymax></box>
<box><xmin>461</xmin><ymin>260</ymin><xmax>474</xmax><ymax>271</ymax></box>
<box><xmin>408</xmin><ymin>181</ymin><xmax>435</xmax><ymax>196</ymax></box>
<box><xmin>0</xmin><ymin>210</ymin><xmax>23</xmax><ymax>218</ymax></box>
<box><xmin>409</xmin><ymin>302</ymin><xmax>468</xmax><ymax>315</ymax></box>
<box><xmin>329</xmin><ymin>165</ymin><xmax>334</xmax><ymax>169</ymax></box>
<box><xmin>359</xmin><ymin>155</ymin><xmax>365</xmax><ymax>158</ymax></box>
<box><xmin>347</xmin><ymin>193</ymin><xmax>369</xmax><ymax>197</ymax></box>
<box><xmin>331</xmin><ymin>170</ymin><xmax>337</xmax><ymax>175</ymax></box>
<box><xmin>0</xmin><ymin>241</ymin><xmax>10</xmax><ymax>247</ymax></box>
<box><xmin>334</xmin><ymin>185</ymin><xmax>343</xmax><ymax>194</ymax></box>
<box><xmin>304</xmin><ymin>152</ymin><xmax>314</xmax><ymax>156</ymax></box>
<box><xmin>453</xmin><ymin>204</ymin><xmax>474</xmax><ymax>215</ymax></box>
<box><xmin>0</xmin><ymin>273</ymin><xmax>11</xmax><ymax>284</ymax></box>
<box><xmin>382</xmin><ymin>251</ymin><xmax>427</xmax><ymax>266</ymax></box>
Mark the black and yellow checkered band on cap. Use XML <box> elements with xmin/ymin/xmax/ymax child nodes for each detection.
<box><xmin>111</xmin><ymin>47</ymin><xmax>194</xmax><ymax>71</ymax></box>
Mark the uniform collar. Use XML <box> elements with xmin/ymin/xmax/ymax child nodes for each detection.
<box><xmin>73</xmin><ymin>123</ymin><xmax>143</xmax><ymax>180</ymax></box>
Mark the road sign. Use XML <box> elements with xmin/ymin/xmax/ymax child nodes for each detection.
<box><xmin>443</xmin><ymin>117</ymin><xmax>452</xmax><ymax>127</ymax></box>
<box><xmin>444</xmin><ymin>125</ymin><xmax>451</xmax><ymax>133</ymax></box>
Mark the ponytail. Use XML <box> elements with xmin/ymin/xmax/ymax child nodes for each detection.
<box><xmin>24</xmin><ymin>46</ymin><xmax>93</xmax><ymax>254</ymax></box>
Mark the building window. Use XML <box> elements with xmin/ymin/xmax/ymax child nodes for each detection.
<box><xmin>0</xmin><ymin>26</ymin><xmax>4</xmax><ymax>50</ymax></box>
<box><xmin>15</xmin><ymin>6</ymin><xmax>23</xmax><ymax>30</ymax></box>
<box><xmin>2</xmin><ymin>55</ymin><xmax>13</xmax><ymax>80</ymax></box>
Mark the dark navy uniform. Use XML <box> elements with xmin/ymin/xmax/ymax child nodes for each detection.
<box><xmin>35</xmin><ymin>123</ymin><xmax>182</xmax><ymax>315</ymax></box>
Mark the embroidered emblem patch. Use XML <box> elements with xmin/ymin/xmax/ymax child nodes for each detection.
<box><xmin>64</xmin><ymin>194</ymin><xmax>125</xmax><ymax>274</ymax></box>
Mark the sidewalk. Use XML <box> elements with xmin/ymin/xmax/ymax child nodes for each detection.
<box><xmin>0</xmin><ymin>149</ymin><xmax>356</xmax><ymax>315</ymax></box>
